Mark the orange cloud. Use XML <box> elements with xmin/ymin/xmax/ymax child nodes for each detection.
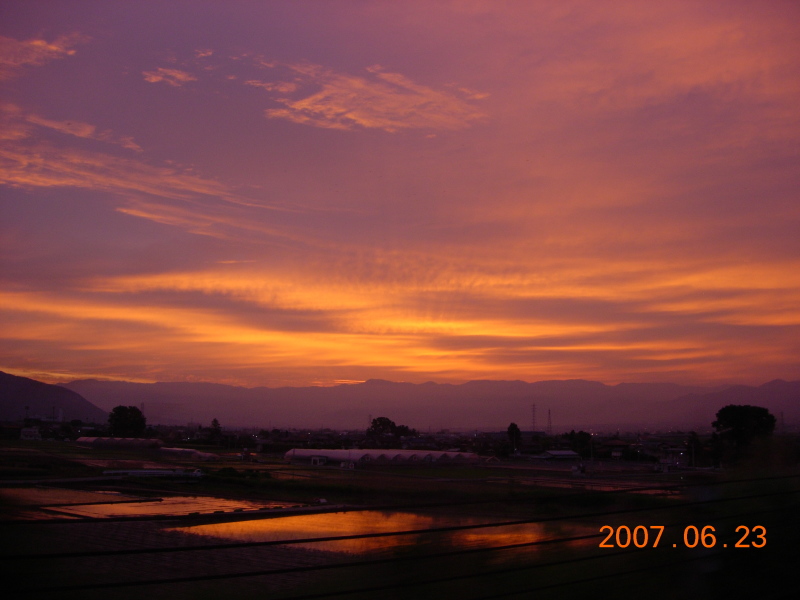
<box><xmin>245</xmin><ymin>79</ymin><xmax>298</xmax><ymax>93</ymax></box>
<box><xmin>0</xmin><ymin>103</ymin><xmax>243</xmax><ymax>206</ymax></box>
<box><xmin>0</xmin><ymin>142</ymin><xmax>229</xmax><ymax>200</ymax></box>
<box><xmin>24</xmin><ymin>112</ymin><xmax>142</xmax><ymax>151</ymax></box>
<box><xmin>262</xmin><ymin>62</ymin><xmax>486</xmax><ymax>132</ymax></box>
<box><xmin>142</xmin><ymin>67</ymin><xmax>197</xmax><ymax>87</ymax></box>
<box><xmin>0</xmin><ymin>33</ymin><xmax>86</xmax><ymax>79</ymax></box>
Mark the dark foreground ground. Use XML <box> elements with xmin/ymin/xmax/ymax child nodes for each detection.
<box><xmin>1</xmin><ymin>441</ymin><xmax>798</xmax><ymax>600</ymax></box>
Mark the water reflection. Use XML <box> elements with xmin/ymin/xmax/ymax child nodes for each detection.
<box><xmin>0</xmin><ymin>487</ymin><xmax>137</xmax><ymax>506</ymax></box>
<box><xmin>48</xmin><ymin>496</ymin><xmax>289</xmax><ymax>518</ymax></box>
<box><xmin>169</xmin><ymin>510</ymin><xmax>548</xmax><ymax>555</ymax></box>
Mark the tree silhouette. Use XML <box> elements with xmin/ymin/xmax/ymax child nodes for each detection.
<box><xmin>367</xmin><ymin>416</ymin><xmax>397</xmax><ymax>436</ymax></box>
<box><xmin>712</xmin><ymin>405</ymin><xmax>776</xmax><ymax>465</ymax></box>
<box><xmin>209</xmin><ymin>418</ymin><xmax>222</xmax><ymax>443</ymax></box>
<box><xmin>712</xmin><ymin>404</ymin><xmax>775</xmax><ymax>449</ymax></box>
<box><xmin>108</xmin><ymin>405</ymin><xmax>146</xmax><ymax>437</ymax></box>
<box><xmin>564</xmin><ymin>430</ymin><xmax>592</xmax><ymax>457</ymax></box>
<box><xmin>366</xmin><ymin>417</ymin><xmax>417</xmax><ymax>438</ymax></box>
<box><xmin>507</xmin><ymin>422</ymin><xmax>522</xmax><ymax>452</ymax></box>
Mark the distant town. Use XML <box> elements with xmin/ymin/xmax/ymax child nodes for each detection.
<box><xmin>3</xmin><ymin>370</ymin><xmax>798</xmax><ymax>472</ymax></box>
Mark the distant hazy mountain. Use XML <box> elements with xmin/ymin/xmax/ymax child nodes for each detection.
<box><xmin>57</xmin><ymin>376</ymin><xmax>800</xmax><ymax>432</ymax></box>
<box><xmin>0</xmin><ymin>371</ymin><xmax>107</xmax><ymax>424</ymax></box>
<box><xmin>656</xmin><ymin>380</ymin><xmax>800</xmax><ymax>431</ymax></box>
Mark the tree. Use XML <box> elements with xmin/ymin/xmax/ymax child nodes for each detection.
<box><xmin>507</xmin><ymin>422</ymin><xmax>522</xmax><ymax>452</ymax></box>
<box><xmin>394</xmin><ymin>424</ymin><xmax>417</xmax><ymax>438</ymax></box>
<box><xmin>108</xmin><ymin>405</ymin><xmax>146</xmax><ymax>437</ymax></box>
<box><xmin>712</xmin><ymin>404</ymin><xmax>776</xmax><ymax>450</ymax></box>
<box><xmin>564</xmin><ymin>430</ymin><xmax>592</xmax><ymax>457</ymax></box>
<box><xmin>366</xmin><ymin>417</ymin><xmax>417</xmax><ymax>440</ymax></box>
<box><xmin>208</xmin><ymin>418</ymin><xmax>222</xmax><ymax>444</ymax></box>
<box><xmin>367</xmin><ymin>416</ymin><xmax>397</xmax><ymax>437</ymax></box>
<box><xmin>713</xmin><ymin>405</ymin><xmax>776</xmax><ymax>465</ymax></box>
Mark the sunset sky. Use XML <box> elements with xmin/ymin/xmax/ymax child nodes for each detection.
<box><xmin>2</xmin><ymin>1</ymin><xmax>799</xmax><ymax>388</ymax></box>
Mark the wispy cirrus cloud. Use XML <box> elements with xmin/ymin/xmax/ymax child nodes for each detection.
<box><xmin>0</xmin><ymin>104</ymin><xmax>322</xmax><ymax>246</ymax></box>
<box><xmin>141</xmin><ymin>52</ymin><xmax>486</xmax><ymax>132</ymax></box>
<box><xmin>142</xmin><ymin>67</ymin><xmax>197</xmax><ymax>87</ymax></box>
<box><xmin>0</xmin><ymin>33</ymin><xmax>86</xmax><ymax>80</ymax></box>
<box><xmin>23</xmin><ymin>112</ymin><xmax>142</xmax><ymax>151</ymax></box>
<box><xmin>256</xmin><ymin>63</ymin><xmax>486</xmax><ymax>132</ymax></box>
<box><xmin>0</xmin><ymin>102</ymin><xmax>242</xmax><ymax>203</ymax></box>
<box><xmin>0</xmin><ymin>141</ymin><xmax>230</xmax><ymax>201</ymax></box>
<box><xmin>0</xmin><ymin>106</ymin><xmax>231</xmax><ymax>206</ymax></box>
<box><xmin>245</xmin><ymin>79</ymin><xmax>298</xmax><ymax>93</ymax></box>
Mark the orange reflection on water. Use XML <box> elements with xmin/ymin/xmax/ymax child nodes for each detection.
<box><xmin>49</xmin><ymin>496</ymin><xmax>282</xmax><ymax>518</ymax></box>
<box><xmin>169</xmin><ymin>510</ymin><xmax>546</xmax><ymax>555</ymax></box>
<box><xmin>452</xmin><ymin>523</ymin><xmax>546</xmax><ymax>549</ymax></box>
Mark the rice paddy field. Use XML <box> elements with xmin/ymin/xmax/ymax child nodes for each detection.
<box><xmin>1</xmin><ymin>440</ymin><xmax>798</xmax><ymax>600</ymax></box>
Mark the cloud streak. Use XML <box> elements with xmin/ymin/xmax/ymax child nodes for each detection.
<box><xmin>259</xmin><ymin>63</ymin><xmax>486</xmax><ymax>132</ymax></box>
<box><xmin>142</xmin><ymin>67</ymin><xmax>197</xmax><ymax>87</ymax></box>
<box><xmin>0</xmin><ymin>33</ymin><xmax>86</xmax><ymax>79</ymax></box>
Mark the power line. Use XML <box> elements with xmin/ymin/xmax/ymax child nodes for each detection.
<box><xmin>16</xmin><ymin>502</ymin><xmax>797</xmax><ymax>595</ymax></box>
<box><xmin>273</xmin><ymin>554</ymin><xmax>713</xmax><ymax>600</ymax></box>
<box><xmin>7</xmin><ymin>471</ymin><xmax>798</xmax><ymax>528</ymax></box>
<box><xmin>21</xmin><ymin>532</ymin><xmax>607</xmax><ymax>593</ymax></box>
<box><xmin>251</xmin><ymin>502</ymin><xmax>800</xmax><ymax>600</ymax></box>
<box><xmin>6</xmin><ymin>486</ymin><xmax>797</xmax><ymax>561</ymax></box>
<box><xmin>241</xmin><ymin>503</ymin><xmax>800</xmax><ymax>600</ymax></box>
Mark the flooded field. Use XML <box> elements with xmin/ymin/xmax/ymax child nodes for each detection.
<box><xmin>0</xmin><ymin>487</ymin><xmax>295</xmax><ymax>520</ymax></box>
<box><xmin>1</xmin><ymin>503</ymin><xmax>593</xmax><ymax>600</ymax></box>
<box><xmin>1</xmin><ymin>444</ymin><xmax>797</xmax><ymax>600</ymax></box>
<box><xmin>169</xmin><ymin>509</ymin><xmax>561</xmax><ymax>554</ymax></box>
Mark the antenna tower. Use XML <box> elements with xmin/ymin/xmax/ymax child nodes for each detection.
<box><xmin>531</xmin><ymin>403</ymin><xmax>537</xmax><ymax>433</ymax></box>
<box><xmin>546</xmin><ymin>409</ymin><xmax>553</xmax><ymax>437</ymax></box>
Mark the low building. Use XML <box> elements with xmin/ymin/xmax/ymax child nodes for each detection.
<box><xmin>20</xmin><ymin>427</ymin><xmax>42</xmax><ymax>441</ymax></box>
<box><xmin>542</xmin><ymin>450</ymin><xmax>581</xmax><ymax>460</ymax></box>
<box><xmin>75</xmin><ymin>437</ymin><xmax>163</xmax><ymax>449</ymax></box>
<box><xmin>284</xmin><ymin>448</ymin><xmax>480</xmax><ymax>467</ymax></box>
<box><xmin>101</xmin><ymin>468</ymin><xmax>204</xmax><ymax>478</ymax></box>
<box><xmin>159</xmin><ymin>447</ymin><xmax>219</xmax><ymax>461</ymax></box>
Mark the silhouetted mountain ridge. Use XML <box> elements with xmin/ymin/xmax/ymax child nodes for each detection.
<box><xmin>659</xmin><ymin>379</ymin><xmax>800</xmax><ymax>428</ymax></box>
<box><xmin>0</xmin><ymin>371</ymin><xmax>107</xmax><ymax>423</ymax></box>
<box><xmin>57</xmin><ymin>377</ymin><xmax>800</xmax><ymax>431</ymax></box>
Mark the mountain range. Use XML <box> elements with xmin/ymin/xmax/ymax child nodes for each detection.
<box><xmin>0</xmin><ymin>371</ymin><xmax>107</xmax><ymax>424</ymax></box>
<box><xmin>1</xmin><ymin>370</ymin><xmax>796</xmax><ymax>432</ymax></box>
<box><xmin>58</xmin><ymin>377</ymin><xmax>799</xmax><ymax>432</ymax></box>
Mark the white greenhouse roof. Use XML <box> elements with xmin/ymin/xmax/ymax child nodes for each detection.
<box><xmin>284</xmin><ymin>448</ymin><xmax>479</xmax><ymax>463</ymax></box>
